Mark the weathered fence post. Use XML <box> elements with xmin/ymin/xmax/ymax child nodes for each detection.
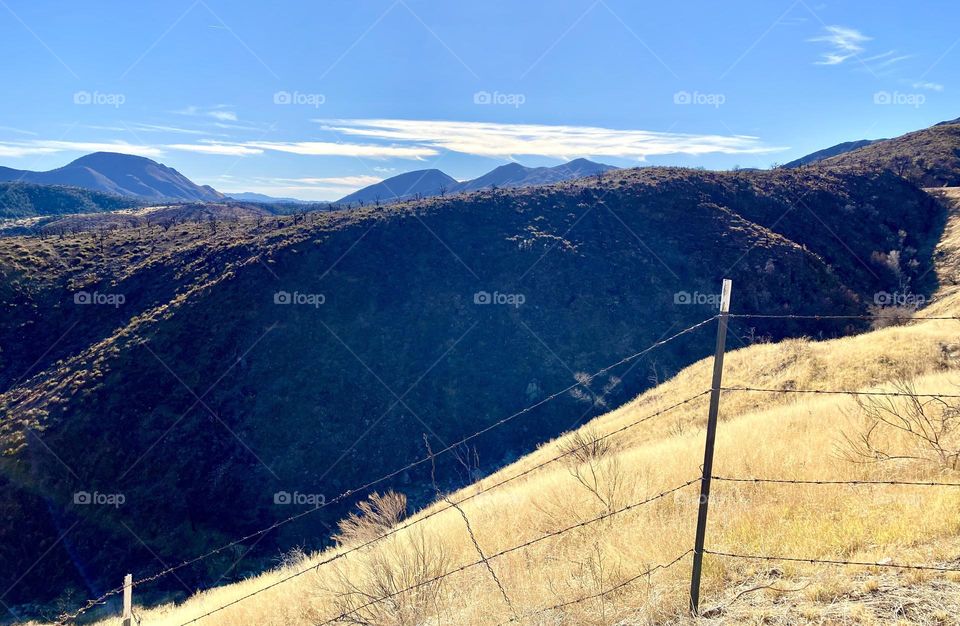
<box><xmin>121</xmin><ymin>573</ymin><xmax>133</xmax><ymax>626</ymax></box>
<box><xmin>689</xmin><ymin>278</ymin><xmax>732</xmax><ymax>615</ymax></box>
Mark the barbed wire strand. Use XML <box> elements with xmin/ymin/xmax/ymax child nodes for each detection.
<box><xmin>60</xmin><ymin>315</ymin><xmax>718</xmax><ymax>623</ymax></box>
<box><xmin>729</xmin><ymin>314</ymin><xmax>960</xmax><ymax>321</ymax></box>
<box><xmin>496</xmin><ymin>549</ymin><xmax>693</xmax><ymax>625</ymax></box>
<box><xmin>720</xmin><ymin>386</ymin><xmax>960</xmax><ymax>399</ymax></box>
<box><xmin>175</xmin><ymin>478</ymin><xmax>700</xmax><ymax>626</ymax></box>
<box><xmin>712</xmin><ymin>475</ymin><xmax>960</xmax><ymax>487</ymax></box>
<box><xmin>706</xmin><ymin>549</ymin><xmax>960</xmax><ymax>573</ymax></box>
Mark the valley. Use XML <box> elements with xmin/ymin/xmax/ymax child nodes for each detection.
<box><xmin>0</xmin><ymin>117</ymin><xmax>958</xmax><ymax>625</ymax></box>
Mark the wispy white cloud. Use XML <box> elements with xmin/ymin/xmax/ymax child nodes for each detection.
<box><xmin>243</xmin><ymin>141</ymin><xmax>438</xmax><ymax>158</ymax></box>
<box><xmin>131</xmin><ymin>123</ymin><xmax>213</xmax><ymax>136</ymax></box>
<box><xmin>209</xmin><ymin>110</ymin><xmax>238</xmax><ymax>122</ymax></box>
<box><xmin>216</xmin><ymin>174</ymin><xmax>385</xmax><ymax>200</ymax></box>
<box><xmin>913</xmin><ymin>80</ymin><xmax>944</xmax><ymax>92</ymax></box>
<box><xmin>0</xmin><ymin>137</ymin><xmax>439</xmax><ymax>160</ymax></box>
<box><xmin>313</xmin><ymin>119</ymin><xmax>786</xmax><ymax>160</ymax></box>
<box><xmin>810</xmin><ymin>25</ymin><xmax>870</xmax><ymax>65</ymax></box>
<box><xmin>0</xmin><ymin>126</ymin><xmax>38</xmax><ymax>136</ymax></box>
<box><xmin>0</xmin><ymin>140</ymin><xmax>162</xmax><ymax>158</ymax></box>
<box><xmin>871</xmin><ymin>54</ymin><xmax>912</xmax><ymax>69</ymax></box>
<box><xmin>167</xmin><ymin>143</ymin><xmax>263</xmax><ymax>156</ymax></box>
<box><xmin>0</xmin><ymin>144</ymin><xmax>59</xmax><ymax>158</ymax></box>
<box><xmin>275</xmin><ymin>175</ymin><xmax>383</xmax><ymax>186</ymax></box>
<box><xmin>861</xmin><ymin>50</ymin><xmax>895</xmax><ymax>63</ymax></box>
<box><xmin>173</xmin><ymin>105</ymin><xmax>242</xmax><ymax>124</ymax></box>
<box><xmin>212</xmin><ymin>121</ymin><xmax>269</xmax><ymax>131</ymax></box>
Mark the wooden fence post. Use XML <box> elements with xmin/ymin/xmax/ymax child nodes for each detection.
<box><xmin>121</xmin><ymin>573</ymin><xmax>133</xmax><ymax>626</ymax></box>
<box><xmin>689</xmin><ymin>278</ymin><xmax>732</xmax><ymax>615</ymax></box>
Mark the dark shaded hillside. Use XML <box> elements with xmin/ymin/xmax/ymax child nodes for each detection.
<box><xmin>0</xmin><ymin>165</ymin><xmax>943</xmax><ymax>618</ymax></box>
<box><xmin>0</xmin><ymin>182</ymin><xmax>145</xmax><ymax>219</ymax></box>
<box><xmin>0</xmin><ymin>201</ymin><xmax>331</xmax><ymax>238</ymax></box>
<box><xmin>823</xmin><ymin>119</ymin><xmax>960</xmax><ymax>187</ymax></box>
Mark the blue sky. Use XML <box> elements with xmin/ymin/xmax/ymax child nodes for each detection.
<box><xmin>0</xmin><ymin>0</ymin><xmax>957</xmax><ymax>200</ymax></box>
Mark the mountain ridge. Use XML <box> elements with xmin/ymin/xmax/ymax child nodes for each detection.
<box><xmin>337</xmin><ymin>168</ymin><xmax>457</xmax><ymax>205</ymax></box>
<box><xmin>337</xmin><ymin>158</ymin><xmax>617</xmax><ymax>204</ymax></box>
<box><xmin>0</xmin><ymin>152</ymin><xmax>224</xmax><ymax>202</ymax></box>
<box><xmin>783</xmin><ymin>139</ymin><xmax>882</xmax><ymax>168</ymax></box>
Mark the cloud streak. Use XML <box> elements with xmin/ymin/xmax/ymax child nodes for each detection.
<box><xmin>0</xmin><ymin>140</ymin><xmax>162</xmax><ymax>158</ymax></box>
<box><xmin>217</xmin><ymin>174</ymin><xmax>385</xmax><ymax>199</ymax></box>
<box><xmin>313</xmin><ymin>119</ymin><xmax>786</xmax><ymax>160</ymax></box>
<box><xmin>810</xmin><ymin>25</ymin><xmax>870</xmax><ymax>65</ymax></box>
<box><xmin>0</xmin><ymin>139</ymin><xmax>437</xmax><ymax>160</ymax></box>
<box><xmin>0</xmin><ymin>120</ymin><xmax>785</xmax><ymax>164</ymax></box>
<box><xmin>243</xmin><ymin>141</ymin><xmax>438</xmax><ymax>158</ymax></box>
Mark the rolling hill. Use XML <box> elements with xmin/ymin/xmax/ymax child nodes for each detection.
<box><xmin>337</xmin><ymin>169</ymin><xmax>457</xmax><ymax>205</ymax></box>
<box><xmin>0</xmin><ymin>152</ymin><xmax>224</xmax><ymax>202</ymax></box>
<box><xmin>450</xmin><ymin>158</ymin><xmax>616</xmax><ymax>193</ymax></box>
<box><xmin>783</xmin><ymin>139</ymin><xmax>880</xmax><ymax>168</ymax></box>
<box><xmin>0</xmin><ymin>156</ymin><xmax>945</xmax><ymax>621</ymax></box>
<box><xmin>337</xmin><ymin>159</ymin><xmax>616</xmax><ymax>205</ymax></box>
<box><xmin>0</xmin><ymin>181</ymin><xmax>146</xmax><ymax>219</ymax></box>
<box><xmin>821</xmin><ymin>118</ymin><xmax>960</xmax><ymax>186</ymax></box>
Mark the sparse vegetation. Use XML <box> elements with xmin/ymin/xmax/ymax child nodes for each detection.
<box><xmin>334</xmin><ymin>492</ymin><xmax>409</xmax><ymax>547</ymax></box>
<box><xmin>843</xmin><ymin>377</ymin><xmax>960</xmax><ymax>469</ymax></box>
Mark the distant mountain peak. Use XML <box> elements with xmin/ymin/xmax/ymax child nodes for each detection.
<box><xmin>0</xmin><ymin>152</ymin><xmax>222</xmax><ymax>202</ymax></box>
<box><xmin>783</xmin><ymin>140</ymin><xmax>882</xmax><ymax>168</ymax></box>
<box><xmin>337</xmin><ymin>169</ymin><xmax>457</xmax><ymax>205</ymax></box>
<box><xmin>69</xmin><ymin>151</ymin><xmax>157</xmax><ymax>166</ymax></box>
<box><xmin>337</xmin><ymin>158</ymin><xmax>619</xmax><ymax>204</ymax></box>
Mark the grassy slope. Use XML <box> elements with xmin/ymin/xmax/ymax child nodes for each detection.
<box><xmin>67</xmin><ymin>192</ymin><xmax>960</xmax><ymax>626</ymax></box>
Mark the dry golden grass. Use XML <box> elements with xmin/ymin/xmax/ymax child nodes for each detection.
<box><xmin>67</xmin><ymin>193</ymin><xmax>960</xmax><ymax>626</ymax></box>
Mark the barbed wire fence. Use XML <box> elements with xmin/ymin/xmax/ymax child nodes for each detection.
<box><xmin>57</xmin><ymin>282</ymin><xmax>960</xmax><ymax>625</ymax></box>
<box><xmin>58</xmin><ymin>315</ymin><xmax>718</xmax><ymax>624</ymax></box>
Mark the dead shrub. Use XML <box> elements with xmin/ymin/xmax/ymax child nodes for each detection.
<box><xmin>558</xmin><ymin>427</ymin><xmax>615</xmax><ymax>466</ymax></box>
<box><xmin>841</xmin><ymin>377</ymin><xmax>960</xmax><ymax>470</ymax></box>
<box><xmin>334</xmin><ymin>491</ymin><xmax>408</xmax><ymax>547</ymax></box>
<box><xmin>323</xmin><ymin>528</ymin><xmax>449</xmax><ymax>626</ymax></box>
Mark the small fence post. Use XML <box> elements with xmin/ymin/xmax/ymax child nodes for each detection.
<box><xmin>689</xmin><ymin>278</ymin><xmax>732</xmax><ymax>615</ymax></box>
<box><xmin>122</xmin><ymin>573</ymin><xmax>133</xmax><ymax>626</ymax></box>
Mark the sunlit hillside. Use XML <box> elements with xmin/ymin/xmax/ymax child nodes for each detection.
<box><xmin>60</xmin><ymin>192</ymin><xmax>960</xmax><ymax>626</ymax></box>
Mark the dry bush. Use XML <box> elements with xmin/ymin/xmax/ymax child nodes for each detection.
<box><xmin>842</xmin><ymin>377</ymin><xmax>960</xmax><ymax>469</ymax></box>
<box><xmin>558</xmin><ymin>427</ymin><xmax>615</xmax><ymax>466</ymax></box>
<box><xmin>334</xmin><ymin>491</ymin><xmax>408</xmax><ymax>547</ymax></box>
<box><xmin>322</xmin><ymin>528</ymin><xmax>449</xmax><ymax>626</ymax></box>
<box><xmin>274</xmin><ymin>545</ymin><xmax>308</xmax><ymax>569</ymax></box>
<box><xmin>553</xmin><ymin>428</ymin><xmax>627</xmax><ymax>516</ymax></box>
